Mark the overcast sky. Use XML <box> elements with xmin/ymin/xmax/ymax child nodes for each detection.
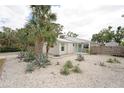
<box><xmin>0</xmin><ymin>5</ymin><xmax>124</xmax><ymax>40</ymax></box>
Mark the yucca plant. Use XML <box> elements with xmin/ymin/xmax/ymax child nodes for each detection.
<box><xmin>23</xmin><ymin>50</ymin><xmax>35</xmax><ymax>62</ymax></box>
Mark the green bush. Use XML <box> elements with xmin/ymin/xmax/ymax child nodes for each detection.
<box><xmin>60</xmin><ymin>61</ymin><xmax>83</xmax><ymax>75</ymax></box>
<box><xmin>25</xmin><ymin>63</ymin><xmax>35</xmax><ymax>73</ymax></box>
<box><xmin>35</xmin><ymin>53</ymin><xmax>50</xmax><ymax>68</ymax></box>
<box><xmin>64</xmin><ymin>60</ymin><xmax>73</xmax><ymax>68</ymax></box>
<box><xmin>60</xmin><ymin>66</ymin><xmax>70</xmax><ymax>75</ymax></box>
<box><xmin>0</xmin><ymin>47</ymin><xmax>21</xmax><ymax>52</ymax></box>
<box><xmin>17</xmin><ymin>51</ymin><xmax>25</xmax><ymax>60</ymax></box>
<box><xmin>72</xmin><ymin>65</ymin><xmax>82</xmax><ymax>73</ymax></box>
<box><xmin>106</xmin><ymin>58</ymin><xmax>113</xmax><ymax>63</ymax></box>
<box><xmin>23</xmin><ymin>51</ymin><xmax>35</xmax><ymax>62</ymax></box>
<box><xmin>37</xmin><ymin>53</ymin><xmax>48</xmax><ymax>66</ymax></box>
<box><xmin>106</xmin><ymin>58</ymin><xmax>121</xmax><ymax>64</ymax></box>
<box><xmin>99</xmin><ymin>62</ymin><xmax>106</xmax><ymax>67</ymax></box>
<box><xmin>76</xmin><ymin>54</ymin><xmax>84</xmax><ymax>61</ymax></box>
<box><xmin>113</xmin><ymin>58</ymin><xmax>121</xmax><ymax>63</ymax></box>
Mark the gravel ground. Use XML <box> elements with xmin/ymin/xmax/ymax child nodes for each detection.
<box><xmin>0</xmin><ymin>53</ymin><xmax>124</xmax><ymax>88</ymax></box>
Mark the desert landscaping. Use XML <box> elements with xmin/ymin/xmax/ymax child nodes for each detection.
<box><xmin>0</xmin><ymin>52</ymin><xmax>124</xmax><ymax>88</ymax></box>
<box><xmin>0</xmin><ymin>5</ymin><xmax>124</xmax><ymax>88</ymax></box>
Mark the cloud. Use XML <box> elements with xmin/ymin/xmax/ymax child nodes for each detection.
<box><xmin>0</xmin><ymin>6</ymin><xmax>31</xmax><ymax>30</ymax></box>
<box><xmin>52</xmin><ymin>5</ymin><xmax>124</xmax><ymax>40</ymax></box>
<box><xmin>0</xmin><ymin>5</ymin><xmax>124</xmax><ymax>40</ymax></box>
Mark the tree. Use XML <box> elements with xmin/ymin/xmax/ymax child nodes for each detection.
<box><xmin>16</xmin><ymin>27</ymin><xmax>34</xmax><ymax>51</ymax></box>
<box><xmin>121</xmin><ymin>40</ymin><xmax>124</xmax><ymax>46</ymax></box>
<box><xmin>44</xmin><ymin>23</ymin><xmax>63</xmax><ymax>57</ymax></box>
<box><xmin>29</xmin><ymin>5</ymin><xmax>61</xmax><ymax>61</ymax></box>
<box><xmin>67</xmin><ymin>31</ymin><xmax>78</xmax><ymax>37</ymax></box>
<box><xmin>91</xmin><ymin>26</ymin><xmax>114</xmax><ymax>44</ymax></box>
<box><xmin>114</xmin><ymin>26</ymin><xmax>124</xmax><ymax>44</ymax></box>
<box><xmin>0</xmin><ymin>27</ymin><xmax>17</xmax><ymax>48</ymax></box>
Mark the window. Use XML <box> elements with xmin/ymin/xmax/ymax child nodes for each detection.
<box><xmin>61</xmin><ymin>43</ymin><xmax>65</xmax><ymax>51</ymax></box>
<box><xmin>73</xmin><ymin>43</ymin><xmax>75</xmax><ymax>47</ymax></box>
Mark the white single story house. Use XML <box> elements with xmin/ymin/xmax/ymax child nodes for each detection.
<box><xmin>43</xmin><ymin>35</ymin><xmax>90</xmax><ymax>56</ymax></box>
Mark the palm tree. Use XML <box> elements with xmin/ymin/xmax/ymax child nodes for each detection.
<box><xmin>44</xmin><ymin>23</ymin><xmax>63</xmax><ymax>57</ymax></box>
<box><xmin>29</xmin><ymin>5</ymin><xmax>57</xmax><ymax>60</ymax></box>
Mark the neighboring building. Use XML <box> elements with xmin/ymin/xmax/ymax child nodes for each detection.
<box><xmin>43</xmin><ymin>35</ymin><xmax>90</xmax><ymax>56</ymax></box>
<box><xmin>105</xmin><ymin>41</ymin><xmax>119</xmax><ymax>46</ymax></box>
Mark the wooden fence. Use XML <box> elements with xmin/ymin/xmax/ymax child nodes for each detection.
<box><xmin>90</xmin><ymin>46</ymin><xmax>124</xmax><ymax>57</ymax></box>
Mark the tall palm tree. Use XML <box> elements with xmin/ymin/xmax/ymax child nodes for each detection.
<box><xmin>44</xmin><ymin>23</ymin><xmax>63</xmax><ymax>57</ymax></box>
<box><xmin>29</xmin><ymin>5</ymin><xmax>57</xmax><ymax>59</ymax></box>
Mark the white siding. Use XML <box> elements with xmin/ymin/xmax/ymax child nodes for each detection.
<box><xmin>43</xmin><ymin>40</ymin><xmax>85</xmax><ymax>55</ymax></box>
<box><xmin>43</xmin><ymin>42</ymin><xmax>59</xmax><ymax>55</ymax></box>
<box><xmin>49</xmin><ymin>42</ymin><xmax>59</xmax><ymax>55</ymax></box>
<box><xmin>67</xmin><ymin>43</ymin><xmax>75</xmax><ymax>54</ymax></box>
<box><xmin>59</xmin><ymin>42</ymin><xmax>68</xmax><ymax>55</ymax></box>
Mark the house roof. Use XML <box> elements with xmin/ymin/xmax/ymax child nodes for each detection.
<box><xmin>65</xmin><ymin>37</ymin><xmax>90</xmax><ymax>44</ymax></box>
<box><xmin>57</xmin><ymin>38</ymin><xmax>72</xmax><ymax>43</ymax></box>
<box><xmin>57</xmin><ymin>37</ymin><xmax>90</xmax><ymax>44</ymax></box>
<box><xmin>105</xmin><ymin>41</ymin><xmax>119</xmax><ymax>46</ymax></box>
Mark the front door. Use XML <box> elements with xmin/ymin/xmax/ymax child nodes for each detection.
<box><xmin>74</xmin><ymin>43</ymin><xmax>82</xmax><ymax>52</ymax></box>
<box><xmin>78</xmin><ymin>44</ymin><xmax>82</xmax><ymax>52</ymax></box>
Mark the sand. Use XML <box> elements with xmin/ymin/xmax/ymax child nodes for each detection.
<box><xmin>0</xmin><ymin>52</ymin><xmax>124</xmax><ymax>88</ymax></box>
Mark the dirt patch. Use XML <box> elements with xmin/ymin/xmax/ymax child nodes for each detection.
<box><xmin>0</xmin><ymin>53</ymin><xmax>124</xmax><ymax>87</ymax></box>
<box><xmin>0</xmin><ymin>58</ymin><xmax>5</xmax><ymax>77</ymax></box>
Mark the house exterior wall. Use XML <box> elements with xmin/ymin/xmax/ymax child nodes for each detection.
<box><xmin>43</xmin><ymin>42</ymin><xmax>59</xmax><ymax>55</ymax></box>
<box><xmin>67</xmin><ymin>43</ymin><xmax>75</xmax><ymax>54</ymax></box>
<box><xmin>43</xmin><ymin>40</ymin><xmax>86</xmax><ymax>55</ymax></box>
<box><xmin>58</xmin><ymin>42</ymin><xmax>68</xmax><ymax>55</ymax></box>
<box><xmin>49</xmin><ymin>42</ymin><xmax>59</xmax><ymax>55</ymax></box>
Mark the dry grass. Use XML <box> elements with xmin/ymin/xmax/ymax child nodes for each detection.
<box><xmin>0</xmin><ymin>58</ymin><xmax>5</xmax><ymax>75</ymax></box>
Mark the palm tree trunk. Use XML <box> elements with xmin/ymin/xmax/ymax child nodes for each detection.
<box><xmin>35</xmin><ymin>39</ymin><xmax>44</xmax><ymax>60</ymax></box>
<box><xmin>46</xmin><ymin>43</ymin><xmax>50</xmax><ymax>58</ymax></box>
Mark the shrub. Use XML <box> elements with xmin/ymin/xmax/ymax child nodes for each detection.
<box><xmin>113</xmin><ymin>58</ymin><xmax>121</xmax><ymax>63</ymax></box>
<box><xmin>35</xmin><ymin>53</ymin><xmax>50</xmax><ymax>68</ymax></box>
<box><xmin>106</xmin><ymin>58</ymin><xmax>121</xmax><ymax>64</ymax></box>
<box><xmin>23</xmin><ymin>51</ymin><xmax>35</xmax><ymax>62</ymax></box>
<box><xmin>56</xmin><ymin>62</ymin><xmax>60</xmax><ymax>65</ymax></box>
<box><xmin>60</xmin><ymin>66</ymin><xmax>70</xmax><ymax>75</ymax></box>
<box><xmin>25</xmin><ymin>63</ymin><xmax>35</xmax><ymax>73</ymax></box>
<box><xmin>37</xmin><ymin>53</ymin><xmax>47</xmax><ymax>65</ymax></box>
<box><xmin>72</xmin><ymin>65</ymin><xmax>82</xmax><ymax>73</ymax></box>
<box><xmin>106</xmin><ymin>58</ymin><xmax>113</xmax><ymax>63</ymax></box>
<box><xmin>60</xmin><ymin>61</ymin><xmax>82</xmax><ymax>76</ymax></box>
<box><xmin>99</xmin><ymin>62</ymin><xmax>106</xmax><ymax>67</ymax></box>
<box><xmin>0</xmin><ymin>47</ymin><xmax>21</xmax><ymax>52</ymax></box>
<box><xmin>17</xmin><ymin>51</ymin><xmax>25</xmax><ymax>60</ymax></box>
<box><xmin>64</xmin><ymin>60</ymin><xmax>73</xmax><ymax>68</ymax></box>
<box><xmin>76</xmin><ymin>54</ymin><xmax>84</xmax><ymax>61</ymax></box>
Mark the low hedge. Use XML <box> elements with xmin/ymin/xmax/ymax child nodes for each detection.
<box><xmin>0</xmin><ymin>47</ymin><xmax>21</xmax><ymax>52</ymax></box>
